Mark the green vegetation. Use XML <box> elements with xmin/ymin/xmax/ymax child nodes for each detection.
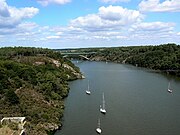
<box><xmin>0</xmin><ymin>47</ymin><xmax>83</xmax><ymax>135</ymax></box>
<box><xmin>90</xmin><ymin>43</ymin><xmax>180</xmax><ymax>76</ymax></box>
<box><xmin>61</xmin><ymin>43</ymin><xmax>180</xmax><ymax>77</ymax></box>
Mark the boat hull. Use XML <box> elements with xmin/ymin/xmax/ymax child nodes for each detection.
<box><xmin>100</xmin><ymin>108</ymin><xmax>106</xmax><ymax>114</ymax></box>
<box><xmin>168</xmin><ymin>89</ymin><xmax>172</xmax><ymax>93</ymax></box>
<box><xmin>86</xmin><ymin>90</ymin><xmax>91</xmax><ymax>95</ymax></box>
<box><xmin>96</xmin><ymin>128</ymin><xmax>102</xmax><ymax>134</ymax></box>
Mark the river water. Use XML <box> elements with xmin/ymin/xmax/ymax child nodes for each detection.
<box><xmin>55</xmin><ymin>61</ymin><xmax>180</xmax><ymax>135</ymax></box>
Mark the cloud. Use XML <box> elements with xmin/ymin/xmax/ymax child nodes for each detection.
<box><xmin>0</xmin><ymin>1</ymin><xmax>179</xmax><ymax>48</ymax></box>
<box><xmin>0</xmin><ymin>22</ymin><xmax>38</xmax><ymax>35</ymax></box>
<box><xmin>0</xmin><ymin>0</ymin><xmax>39</xmax><ymax>34</ymax></box>
<box><xmin>98</xmin><ymin>6</ymin><xmax>142</xmax><ymax>23</ymax></box>
<box><xmin>130</xmin><ymin>22</ymin><xmax>175</xmax><ymax>32</ymax></box>
<box><xmin>70</xmin><ymin>5</ymin><xmax>143</xmax><ymax>32</ymax></box>
<box><xmin>139</xmin><ymin>0</ymin><xmax>180</xmax><ymax>12</ymax></box>
<box><xmin>36</xmin><ymin>5</ymin><xmax>179</xmax><ymax>47</ymax></box>
<box><xmin>17</xmin><ymin>22</ymin><xmax>38</xmax><ymax>31</ymax></box>
<box><xmin>46</xmin><ymin>35</ymin><xmax>60</xmax><ymax>39</ymax></box>
<box><xmin>37</xmin><ymin>0</ymin><xmax>71</xmax><ymax>6</ymax></box>
<box><xmin>129</xmin><ymin>22</ymin><xmax>176</xmax><ymax>40</ymax></box>
<box><xmin>100</xmin><ymin>0</ymin><xmax>130</xmax><ymax>3</ymax></box>
<box><xmin>0</xmin><ymin>1</ymin><xmax>39</xmax><ymax>29</ymax></box>
<box><xmin>0</xmin><ymin>0</ymin><xmax>10</xmax><ymax>17</ymax></box>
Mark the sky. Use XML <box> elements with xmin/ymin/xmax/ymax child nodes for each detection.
<box><xmin>0</xmin><ymin>0</ymin><xmax>180</xmax><ymax>49</ymax></box>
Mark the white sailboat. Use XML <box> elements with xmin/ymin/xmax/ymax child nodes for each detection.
<box><xmin>100</xmin><ymin>93</ymin><xmax>106</xmax><ymax>114</ymax></box>
<box><xmin>86</xmin><ymin>80</ymin><xmax>91</xmax><ymax>95</ymax></box>
<box><xmin>96</xmin><ymin>118</ymin><xmax>102</xmax><ymax>134</ymax></box>
<box><xmin>167</xmin><ymin>82</ymin><xmax>173</xmax><ymax>93</ymax></box>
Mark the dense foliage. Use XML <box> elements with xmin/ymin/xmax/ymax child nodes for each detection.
<box><xmin>61</xmin><ymin>43</ymin><xmax>180</xmax><ymax>77</ymax></box>
<box><xmin>88</xmin><ymin>43</ymin><xmax>180</xmax><ymax>76</ymax></box>
<box><xmin>0</xmin><ymin>47</ymin><xmax>82</xmax><ymax>135</ymax></box>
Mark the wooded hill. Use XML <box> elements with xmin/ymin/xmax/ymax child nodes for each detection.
<box><xmin>64</xmin><ymin>43</ymin><xmax>179</xmax><ymax>77</ymax></box>
<box><xmin>0</xmin><ymin>47</ymin><xmax>83</xmax><ymax>135</ymax></box>
<box><xmin>88</xmin><ymin>43</ymin><xmax>180</xmax><ymax>76</ymax></box>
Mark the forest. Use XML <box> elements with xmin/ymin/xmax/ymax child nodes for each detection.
<box><xmin>61</xmin><ymin>43</ymin><xmax>180</xmax><ymax>77</ymax></box>
<box><xmin>86</xmin><ymin>43</ymin><xmax>180</xmax><ymax>77</ymax></box>
<box><xmin>0</xmin><ymin>47</ymin><xmax>83</xmax><ymax>135</ymax></box>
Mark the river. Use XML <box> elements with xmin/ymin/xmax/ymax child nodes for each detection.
<box><xmin>55</xmin><ymin>61</ymin><xmax>180</xmax><ymax>135</ymax></box>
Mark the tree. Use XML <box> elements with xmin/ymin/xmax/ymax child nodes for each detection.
<box><xmin>5</xmin><ymin>89</ymin><xmax>19</xmax><ymax>104</ymax></box>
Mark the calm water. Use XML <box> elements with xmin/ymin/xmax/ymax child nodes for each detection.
<box><xmin>55</xmin><ymin>61</ymin><xmax>180</xmax><ymax>135</ymax></box>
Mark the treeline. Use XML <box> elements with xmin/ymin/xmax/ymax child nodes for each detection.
<box><xmin>87</xmin><ymin>43</ymin><xmax>180</xmax><ymax>76</ymax></box>
<box><xmin>0</xmin><ymin>47</ymin><xmax>82</xmax><ymax>135</ymax></box>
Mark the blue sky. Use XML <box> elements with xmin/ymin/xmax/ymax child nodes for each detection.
<box><xmin>0</xmin><ymin>0</ymin><xmax>180</xmax><ymax>49</ymax></box>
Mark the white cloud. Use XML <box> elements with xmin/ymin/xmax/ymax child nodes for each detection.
<box><xmin>0</xmin><ymin>0</ymin><xmax>39</xmax><ymax>36</ymax></box>
<box><xmin>129</xmin><ymin>22</ymin><xmax>176</xmax><ymax>40</ymax></box>
<box><xmin>0</xmin><ymin>0</ymin><xmax>10</xmax><ymax>17</ymax></box>
<box><xmin>70</xmin><ymin>14</ymin><xmax>105</xmax><ymax>31</ymax></box>
<box><xmin>0</xmin><ymin>1</ymin><xmax>179</xmax><ymax>48</ymax></box>
<box><xmin>100</xmin><ymin>0</ymin><xmax>130</xmax><ymax>3</ymax></box>
<box><xmin>92</xmin><ymin>31</ymin><xmax>127</xmax><ymax>40</ymax></box>
<box><xmin>46</xmin><ymin>35</ymin><xmax>60</xmax><ymax>39</ymax></box>
<box><xmin>17</xmin><ymin>22</ymin><xmax>38</xmax><ymax>31</ymax></box>
<box><xmin>130</xmin><ymin>22</ymin><xmax>175</xmax><ymax>32</ymax></box>
<box><xmin>98</xmin><ymin>6</ymin><xmax>142</xmax><ymax>23</ymax></box>
<box><xmin>139</xmin><ymin>0</ymin><xmax>180</xmax><ymax>12</ymax></box>
<box><xmin>34</xmin><ymin>5</ymin><xmax>179</xmax><ymax>48</ymax></box>
<box><xmin>56</xmin><ymin>31</ymin><xmax>63</xmax><ymax>35</ymax></box>
<box><xmin>37</xmin><ymin>0</ymin><xmax>71</xmax><ymax>6</ymax></box>
<box><xmin>70</xmin><ymin>5</ymin><xmax>143</xmax><ymax>32</ymax></box>
<box><xmin>0</xmin><ymin>1</ymin><xmax>39</xmax><ymax>29</ymax></box>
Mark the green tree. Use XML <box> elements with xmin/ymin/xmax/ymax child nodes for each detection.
<box><xmin>5</xmin><ymin>89</ymin><xmax>19</xmax><ymax>104</ymax></box>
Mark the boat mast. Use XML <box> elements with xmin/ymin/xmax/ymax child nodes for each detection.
<box><xmin>102</xmin><ymin>93</ymin><xmax>105</xmax><ymax>110</ymax></box>
<box><xmin>98</xmin><ymin>118</ymin><xmax>100</xmax><ymax>128</ymax></box>
<box><xmin>88</xmin><ymin>80</ymin><xmax>89</xmax><ymax>91</ymax></box>
<box><xmin>168</xmin><ymin>82</ymin><xmax>170</xmax><ymax>89</ymax></box>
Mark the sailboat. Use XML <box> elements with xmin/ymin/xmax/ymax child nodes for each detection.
<box><xmin>86</xmin><ymin>80</ymin><xmax>91</xmax><ymax>95</ymax></box>
<box><xmin>96</xmin><ymin>118</ymin><xmax>102</xmax><ymax>134</ymax></box>
<box><xmin>167</xmin><ymin>82</ymin><xmax>173</xmax><ymax>93</ymax></box>
<box><xmin>100</xmin><ymin>93</ymin><xmax>106</xmax><ymax>114</ymax></box>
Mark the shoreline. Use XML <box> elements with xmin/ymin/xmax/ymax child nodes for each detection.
<box><xmin>52</xmin><ymin>73</ymin><xmax>85</xmax><ymax>135</ymax></box>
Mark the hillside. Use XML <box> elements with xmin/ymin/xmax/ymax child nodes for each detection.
<box><xmin>0</xmin><ymin>47</ymin><xmax>84</xmax><ymax>135</ymax></box>
<box><xmin>90</xmin><ymin>44</ymin><xmax>180</xmax><ymax>76</ymax></box>
<box><xmin>61</xmin><ymin>43</ymin><xmax>180</xmax><ymax>77</ymax></box>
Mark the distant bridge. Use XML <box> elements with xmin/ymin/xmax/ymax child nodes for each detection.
<box><xmin>61</xmin><ymin>52</ymin><xmax>96</xmax><ymax>61</ymax></box>
<box><xmin>79</xmin><ymin>55</ymin><xmax>90</xmax><ymax>60</ymax></box>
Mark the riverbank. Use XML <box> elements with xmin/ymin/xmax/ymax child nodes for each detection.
<box><xmin>87</xmin><ymin>44</ymin><xmax>180</xmax><ymax>77</ymax></box>
<box><xmin>60</xmin><ymin>43</ymin><xmax>180</xmax><ymax>77</ymax></box>
<box><xmin>0</xmin><ymin>47</ymin><xmax>84</xmax><ymax>135</ymax></box>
